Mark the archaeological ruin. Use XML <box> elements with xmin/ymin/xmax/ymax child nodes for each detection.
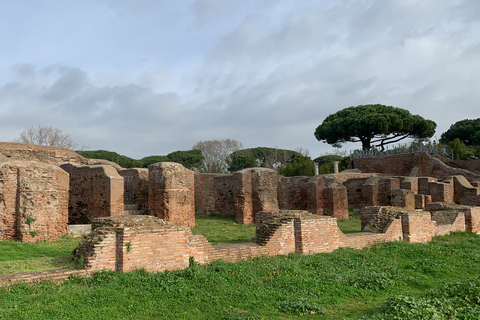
<box><xmin>1</xmin><ymin>142</ymin><xmax>480</xmax><ymax>274</ymax></box>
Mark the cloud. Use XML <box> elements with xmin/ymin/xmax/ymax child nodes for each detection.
<box><xmin>1</xmin><ymin>0</ymin><xmax>480</xmax><ymax>159</ymax></box>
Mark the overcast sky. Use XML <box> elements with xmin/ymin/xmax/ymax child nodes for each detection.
<box><xmin>1</xmin><ymin>0</ymin><xmax>479</xmax><ymax>159</ymax></box>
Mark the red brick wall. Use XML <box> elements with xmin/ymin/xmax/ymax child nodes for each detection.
<box><xmin>214</xmin><ymin>175</ymin><xmax>236</xmax><ymax>216</ymax></box>
<box><xmin>400</xmin><ymin>211</ymin><xmax>437</xmax><ymax>243</ymax></box>
<box><xmin>60</xmin><ymin>163</ymin><xmax>124</xmax><ymax>224</ymax></box>
<box><xmin>118</xmin><ymin>168</ymin><xmax>149</xmax><ymax>210</ymax></box>
<box><xmin>148</xmin><ymin>162</ymin><xmax>195</xmax><ymax>228</ymax></box>
<box><xmin>0</xmin><ymin>161</ymin><xmax>68</xmax><ymax>242</ymax></box>
<box><xmin>0</xmin><ymin>142</ymin><xmax>87</xmax><ymax>165</ymax></box>
<box><xmin>79</xmin><ymin>206</ymin><xmax>480</xmax><ymax>273</ymax></box>
<box><xmin>352</xmin><ymin>152</ymin><xmax>480</xmax><ymax>182</ymax></box>
<box><xmin>194</xmin><ymin>174</ymin><xmax>216</xmax><ymax>215</ymax></box>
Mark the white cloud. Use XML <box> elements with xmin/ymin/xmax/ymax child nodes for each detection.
<box><xmin>0</xmin><ymin>0</ymin><xmax>479</xmax><ymax>159</ymax></box>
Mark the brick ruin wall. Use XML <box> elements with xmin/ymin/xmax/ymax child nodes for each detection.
<box><xmin>77</xmin><ymin>205</ymin><xmax>480</xmax><ymax>273</ymax></box>
<box><xmin>148</xmin><ymin>162</ymin><xmax>195</xmax><ymax>228</ymax></box>
<box><xmin>194</xmin><ymin>169</ymin><xmax>350</xmax><ymax>222</ymax></box>
<box><xmin>0</xmin><ymin>142</ymin><xmax>88</xmax><ymax>165</ymax></box>
<box><xmin>351</xmin><ymin>152</ymin><xmax>480</xmax><ymax>182</ymax></box>
<box><xmin>60</xmin><ymin>163</ymin><xmax>124</xmax><ymax>224</ymax></box>
<box><xmin>0</xmin><ymin>161</ymin><xmax>69</xmax><ymax>242</ymax></box>
<box><xmin>449</xmin><ymin>159</ymin><xmax>480</xmax><ymax>174</ymax></box>
<box><xmin>118</xmin><ymin>168</ymin><xmax>149</xmax><ymax>211</ymax></box>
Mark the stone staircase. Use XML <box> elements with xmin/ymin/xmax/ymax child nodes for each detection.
<box><xmin>124</xmin><ymin>203</ymin><xmax>146</xmax><ymax>215</ymax></box>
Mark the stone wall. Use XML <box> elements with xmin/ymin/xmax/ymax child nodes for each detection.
<box><xmin>194</xmin><ymin>174</ymin><xmax>216</xmax><ymax>215</ymax></box>
<box><xmin>60</xmin><ymin>163</ymin><xmax>124</xmax><ymax>224</ymax></box>
<box><xmin>118</xmin><ymin>168</ymin><xmax>149</xmax><ymax>210</ymax></box>
<box><xmin>352</xmin><ymin>152</ymin><xmax>480</xmax><ymax>182</ymax></box>
<box><xmin>306</xmin><ymin>175</ymin><xmax>349</xmax><ymax>220</ymax></box>
<box><xmin>450</xmin><ymin>159</ymin><xmax>480</xmax><ymax>174</ymax></box>
<box><xmin>0</xmin><ymin>161</ymin><xmax>69</xmax><ymax>242</ymax></box>
<box><xmin>78</xmin><ymin>204</ymin><xmax>480</xmax><ymax>273</ymax></box>
<box><xmin>0</xmin><ymin>142</ymin><xmax>87</xmax><ymax>165</ymax></box>
<box><xmin>232</xmin><ymin>168</ymin><xmax>279</xmax><ymax>224</ymax></box>
<box><xmin>148</xmin><ymin>162</ymin><xmax>195</xmax><ymax>228</ymax></box>
<box><xmin>277</xmin><ymin>176</ymin><xmax>309</xmax><ymax>210</ymax></box>
<box><xmin>214</xmin><ymin>175</ymin><xmax>236</xmax><ymax>216</ymax></box>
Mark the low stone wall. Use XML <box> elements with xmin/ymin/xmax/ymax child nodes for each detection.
<box><xmin>0</xmin><ymin>161</ymin><xmax>69</xmax><ymax>242</ymax></box>
<box><xmin>76</xmin><ymin>204</ymin><xmax>480</xmax><ymax>274</ymax></box>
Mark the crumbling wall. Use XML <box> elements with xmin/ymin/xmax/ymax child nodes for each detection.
<box><xmin>400</xmin><ymin>211</ymin><xmax>437</xmax><ymax>243</ymax></box>
<box><xmin>60</xmin><ymin>163</ymin><xmax>124</xmax><ymax>224</ymax></box>
<box><xmin>277</xmin><ymin>176</ymin><xmax>309</xmax><ymax>210</ymax></box>
<box><xmin>352</xmin><ymin>152</ymin><xmax>480</xmax><ymax>182</ymax></box>
<box><xmin>306</xmin><ymin>175</ymin><xmax>349</xmax><ymax>219</ymax></box>
<box><xmin>148</xmin><ymin>162</ymin><xmax>195</xmax><ymax>228</ymax></box>
<box><xmin>214</xmin><ymin>174</ymin><xmax>236</xmax><ymax>216</ymax></box>
<box><xmin>362</xmin><ymin>177</ymin><xmax>401</xmax><ymax>207</ymax></box>
<box><xmin>194</xmin><ymin>174</ymin><xmax>216</xmax><ymax>215</ymax></box>
<box><xmin>118</xmin><ymin>168</ymin><xmax>149</xmax><ymax>210</ymax></box>
<box><xmin>232</xmin><ymin>168</ymin><xmax>279</xmax><ymax>224</ymax></box>
<box><xmin>0</xmin><ymin>142</ymin><xmax>87</xmax><ymax>165</ymax></box>
<box><xmin>77</xmin><ymin>204</ymin><xmax>480</xmax><ymax>274</ymax></box>
<box><xmin>0</xmin><ymin>161</ymin><xmax>69</xmax><ymax>242</ymax></box>
<box><xmin>343</xmin><ymin>177</ymin><xmax>371</xmax><ymax>210</ymax></box>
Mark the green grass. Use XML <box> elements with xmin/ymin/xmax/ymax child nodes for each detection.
<box><xmin>192</xmin><ymin>214</ymin><xmax>256</xmax><ymax>244</ymax></box>
<box><xmin>1</xmin><ymin>232</ymin><xmax>480</xmax><ymax>319</ymax></box>
<box><xmin>337</xmin><ymin>210</ymin><xmax>362</xmax><ymax>234</ymax></box>
<box><xmin>0</xmin><ymin>236</ymin><xmax>82</xmax><ymax>274</ymax></box>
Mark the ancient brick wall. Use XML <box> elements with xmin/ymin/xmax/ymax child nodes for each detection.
<box><xmin>148</xmin><ymin>162</ymin><xmax>195</xmax><ymax>228</ymax></box>
<box><xmin>214</xmin><ymin>175</ymin><xmax>236</xmax><ymax>216</ymax></box>
<box><xmin>306</xmin><ymin>175</ymin><xmax>349</xmax><ymax>220</ymax></box>
<box><xmin>277</xmin><ymin>176</ymin><xmax>309</xmax><ymax>210</ymax></box>
<box><xmin>232</xmin><ymin>168</ymin><xmax>279</xmax><ymax>224</ymax></box>
<box><xmin>389</xmin><ymin>189</ymin><xmax>415</xmax><ymax>209</ymax></box>
<box><xmin>362</xmin><ymin>177</ymin><xmax>401</xmax><ymax>207</ymax></box>
<box><xmin>0</xmin><ymin>142</ymin><xmax>87</xmax><ymax>165</ymax></box>
<box><xmin>352</xmin><ymin>152</ymin><xmax>480</xmax><ymax>182</ymax></box>
<box><xmin>429</xmin><ymin>180</ymin><xmax>453</xmax><ymax>203</ymax></box>
<box><xmin>118</xmin><ymin>168</ymin><xmax>149</xmax><ymax>210</ymax></box>
<box><xmin>77</xmin><ymin>205</ymin><xmax>480</xmax><ymax>273</ymax></box>
<box><xmin>343</xmin><ymin>177</ymin><xmax>370</xmax><ymax>210</ymax></box>
<box><xmin>60</xmin><ymin>163</ymin><xmax>124</xmax><ymax>224</ymax></box>
<box><xmin>450</xmin><ymin>159</ymin><xmax>480</xmax><ymax>174</ymax></box>
<box><xmin>400</xmin><ymin>211</ymin><xmax>437</xmax><ymax>243</ymax></box>
<box><xmin>451</xmin><ymin>175</ymin><xmax>479</xmax><ymax>203</ymax></box>
<box><xmin>194</xmin><ymin>174</ymin><xmax>216</xmax><ymax>215</ymax></box>
<box><xmin>0</xmin><ymin>161</ymin><xmax>69</xmax><ymax>242</ymax></box>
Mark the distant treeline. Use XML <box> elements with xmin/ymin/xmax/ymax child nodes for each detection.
<box><xmin>77</xmin><ymin>147</ymin><xmax>350</xmax><ymax>175</ymax></box>
<box><xmin>76</xmin><ymin>149</ymin><xmax>203</xmax><ymax>169</ymax></box>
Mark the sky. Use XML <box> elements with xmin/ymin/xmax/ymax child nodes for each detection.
<box><xmin>1</xmin><ymin>0</ymin><xmax>479</xmax><ymax>159</ymax></box>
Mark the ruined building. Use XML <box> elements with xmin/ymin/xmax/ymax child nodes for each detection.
<box><xmin>1</xmin><ymin>142</ymin><xmax>480</xmax><ymax>274</ymax></box>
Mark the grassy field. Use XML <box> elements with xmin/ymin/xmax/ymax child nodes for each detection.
<box><xmin>192</xmin><ymin>214</ymin><xmax>256</xmax><ymax>244</ymax></box>
<box><xmin>2</xmin><ymin>215</ymin><xmax>479</xmax><ymax>319</ymax></box>
<box><xmin>336</xmin><ymin>210</ymin><xmax>362</xmax><ymax>233</ymax></box>
<box><xmin>0</xmin><ymin>236</ymin><xmax>81</xmax><ymax>274</ymax></box>
<box><xmin>0</xmin><ymin>212</ymin><xmax>363</xmax><ymax>275</ymax></box>
<box><xmin>1</xmin><ymin>230</ymin><xmax>480</xmax><ymax>318</ymax></box>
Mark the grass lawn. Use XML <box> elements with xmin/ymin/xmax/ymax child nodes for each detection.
<box><xmin>337</xmin><ymin>210</ymin><xmax>362</xmax><ymax>233</ymax></box>
<box><xmin>0</xmin><ymin>236</ymin><xmax>82</xmax><ymax>274</ymax></box>
<box><xmin>1</xmin><ymin>232</ymin><xmax>480</xmax><ymax>319</ymax></box>
<box><xmin>192</xmin><ymin>214</ymin><xmax>256</xmax><ymax>244</ymax></box>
